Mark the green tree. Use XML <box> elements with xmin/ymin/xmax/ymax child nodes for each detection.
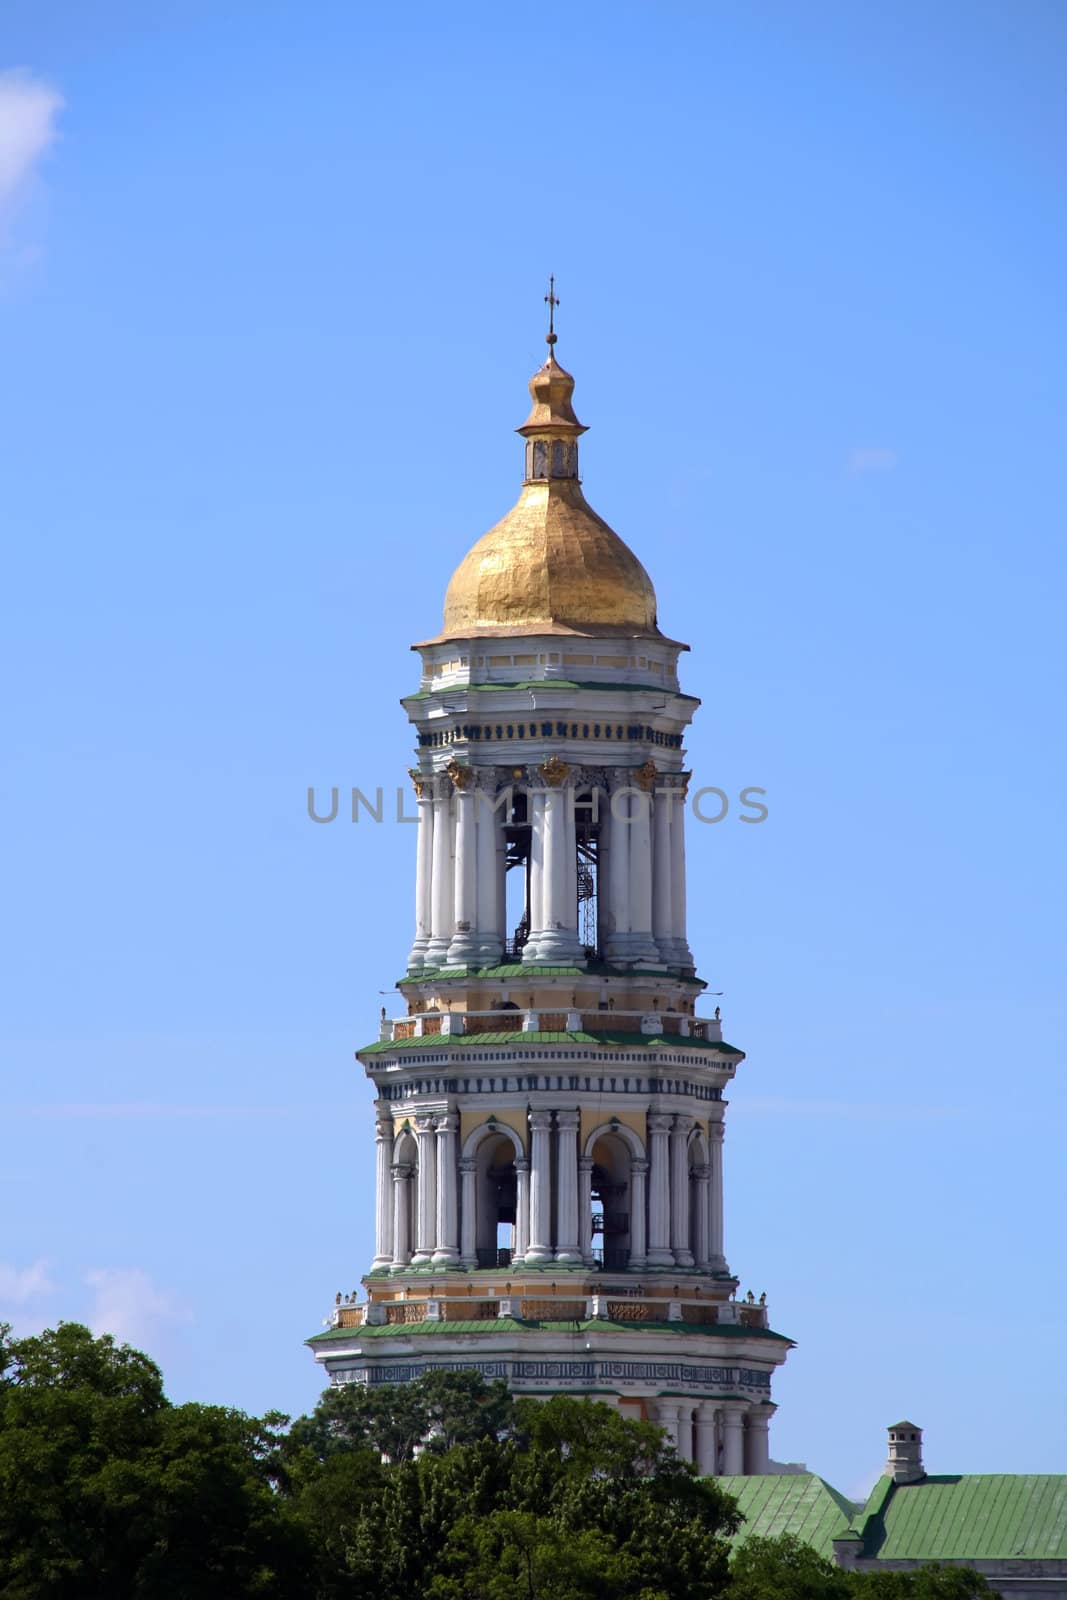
<box><xmin>730</xmin><ymin>1534</ymin><xmax>853</xmax><ymax>1600</ymax></box>
<box><xmin>0</xmin><ymin>1322</ymin><xmax>308</xmax><ymax>1599</ymax></box>
<box><xmin>854</xmin><ymin>1568</ymin><xmax>989</xmax><ymax>1598</ymax></box>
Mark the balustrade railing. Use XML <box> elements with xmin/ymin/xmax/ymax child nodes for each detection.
<box><xmin>384</xmin><ymin>1008</ymin><xmax>722</xmax><ymax>1043</ymax></box>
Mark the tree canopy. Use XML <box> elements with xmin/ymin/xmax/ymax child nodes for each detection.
<box><xmin>0</xmin><ymin>1323</ymin><xmax>989</xmax><ymax>1600</ymax></box>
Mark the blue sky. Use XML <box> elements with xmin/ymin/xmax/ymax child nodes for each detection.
<box><xmin>1</xmin><ymin>1</ymin><xmax>1064</xmax><ymax>1493</ymax></box>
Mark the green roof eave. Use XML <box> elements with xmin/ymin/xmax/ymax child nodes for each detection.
<box><xmin>400</xmin><ymin>962</ymin><xmax>706</xmax><ymax>986</ymax></box>
<box><xmin>308</xmin><ymin>1317</ymin><xmax>791</xmax><ymax>1344</ymax></box>
<box><xmin>403</xmin><ymin>681</ymin><xmax>701</xmax><ymax>703</ymax></box>
<box><xmin>358</xmin><ymin>1030</ymin><xmax>744</xmax><ymax>1057</ymax></box>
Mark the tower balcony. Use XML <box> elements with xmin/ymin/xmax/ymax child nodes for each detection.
<box><xmin>383</xmin><ymin>1007</ymin><xmax>724</xmax><ymax>1043</ymax></box>
<box><xmin>326</xmin><ymin>1285</ymin><xmax>769</xmax><ymax>1332</ymax></box>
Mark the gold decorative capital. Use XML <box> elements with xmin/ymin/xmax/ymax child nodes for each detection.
<box><xmin>634</xmin><ymin>759</ymin><xmax>658</xmax><ymax>792</ymax></box>
<box><xmin>446</xmin><ymin>759</ymin><xmax>475</xmax><ymax>792</ymax></box>
<box><xmin>408</xmin><ymin>767</ymin><xmax>428</xmax><ymax>798</ymax></box>
<box><xmin>540</xmin><ymin>754</ymin><xmax>570</xmax><ymax>788</ymax></box>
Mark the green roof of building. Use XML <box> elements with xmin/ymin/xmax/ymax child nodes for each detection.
<box><xmin>718</xmin><ymin>1474</ymin><xmax>861</xmax><ymax>1560</ymax></box>
<box><xmin>359</xmin><ymin>1030</ymin><xmax>742</xmax><ymax>1057</ymax></box>
<box><xmin>853</xmin><ymin>1474</ymin><xmax>1067</xmax><ymax>1562</ymax></box>
<box><xmin>307</xmin><ymin>1317</ymin><xmax>791</xmax><ymax>1345</ymax></box>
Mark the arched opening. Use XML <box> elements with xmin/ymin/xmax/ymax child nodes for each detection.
<box><xmin>475</xmin><ymin>1131</ymin><xmax>518</xmax><ymax>1268</ymax></box>
<box><xmin>574</xmin><ymin>787</ymin><xmax>602</xmax><ymax>960</ymax></box>
<box><xmin>588</xmin><ymin>1131</ymin><xmax>633</xmax><ymax>1269</ymax></box>
<box><xmin>688</xmin><ymin>1129</ymin><xmax>709</xmax><ymax>1268</ymax></box>
<box><xmin>392</xmin><ymin>1130</ymin><xmax>418</xmax><ymax>1266</ymax></box>
<box><xmin>504</xmin><ymin>788</ymin><xmax>531</xmax><ymax>959</ymax></box>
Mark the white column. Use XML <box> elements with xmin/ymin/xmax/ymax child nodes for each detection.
<box><xmin>526</xmin><ymin>1110</ymin><xmax>554</xmax><ymax>1263</ymax></box>
<box><xmin>694</xmin><ymin>1402</ymin><xmax>719</xmax><ymax>1476</ymax></box>
<box><xmin>692</xmin><ymin>1163</ymin><xmax>711</xmax><ymax>1270</ymax></box>
<box><xmin>605</xmin><ymin>782</ymin><xmax>632</xmax><ymax>961</ymax></box>
<box><xmin>432</xmin><ymin>1113</ymin><xmax>459</xmax><ymax>1265</ymax></box>
<box><xmin>629</xmin><ymin>784</ymin><xmax>659</xmax><ymax>964</ymax></box>
<box><xmin>536</xmin><ymin>784</ymin><xmax>582</xmax><ymax>962</ymax></box>
<box><xmin>652</xmin><ymin>786</ymin><xmax>674</xmax><ymax>964</ymax></box>
<box><xmin>578</xmin><ymin>1157</ymin><xmax>595</xmax><ymax>1265</ymax></box>
<box><xmin>525</xmin><ymin>788</ymin><xmax>546</xmax><ymax>960</ymax></box>
<box><xmin>426</xmin><ymin>782</ymin><xmax>454</xmax><ymax>965</ymax></box>
<box><xmin>459</xmin><ymin>1156</ymin><xmax>478</xmax><ymax>1267</ymax></box>
<box><xmin>629</xmin><ymin>1157</ymin><xmax>648</xmax><ymax>1268</ymax></box>
<box><xmin>513</xmin><ymin>1157</ymin><xmax>530</xmax><ymax>1264</ymax></box>
<box><xmin>646</xmin><ymin>1113</ymin><xmax>673</xmax><ymax>1265</ymax></box>
<box><xmin>446</xmin><ymin>779</ymin><xmax>479</xmax><ymax>966</ymax></box>
<box><xmin>674</xmin><ymin>1402</ymin><xmax>695</xmax><ymax>1463</ymax></box>
<box><xmin>372</xmin><ymin>1113</ymin><xmax>394</xmax><ymax>1270</ymax></box>
<box><xmin>554</xmin><ymin>1110</ymin><xmax>581</xmax><ymax>1263</ymax></box>
<box><xmin>475</xmin><ymin>779</ymin><xmax>503</xmax><ymax>965</ymax></box>
<box><xmin>722</xmin><ymin>1404</ymin><xmax>746</xmax><ymax>1474</ymax></box>
<box><xmin>408</xmin><ymin>783</ymin><xmax>434</xmax><ymax>970</ymax></box>
<box><xmin>411</xmin><ymin>1114</ymin><xmax>437</xmax><ymax>1266</ymax></box>
<box><xmin>745</xmin><ymin>1405</ymin><xmax>773</xmax><ymax>1475</ymax></box>
<box><xmin>391</xmin><ymin>1163</ymin><xmax>412</xmax><ymax>1269</ymax></box>
<box><xmin>670</xmin><ymin>1114</ymin><xmax>694</xmax><ymax>1267</ymax></box>
<box><xmin>671</xmin><ymin>784</ymin><xmax>693</xmax><ymax>969</ymax></box>
<box><xmin>651</xmin><ymin>1399</ymin><xmax>682</xmax><ymax>1454</ymax></box>
<box><xmin>708</xmin><ymin>1120</ymin><xmax>726</xmax><ymax>1268</ymax></box>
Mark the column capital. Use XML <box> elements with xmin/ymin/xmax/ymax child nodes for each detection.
<box><xmin>671</xmin><ymin>1112</ymin><xmax>694</xmax><ymax>1135</ymax></box>
<box><xmin>375</xmin><ymin>1115</ymin><xmax>395</xmax><ymax>1141</ymax></box>
<box><xmin>555</xmin><ymin>1108</ymin><xmax>580</xmax><ymax>1132</ymax></box>
<box><xmin>577</xmin><ymin>1156</ymin><xmax>594</xmax><ymax>1175</ymax></box>
<box><xmin>434</xmin><ymin>1112</ymin><xmax>459</xmax><ymax>1134</ymax></box>
<box><xmin>414</xmin><ymin>1113</ymin><xmax>437</xmax><ymax>1135</ymax></box>
<box><xmin>446</xmin><ymin>758</ymin><xmax>475</xmax><ymax>792</ymax></box>
<box><xmin>708</xmin><ymin>1120</ymin><xmax>726</xmax><ymax>1144</ymax></box>
<box><xmin>631</xmin><ymin>1157</ymin><xmax>649</xmax><ymax>1176</ymax></box>
<box><xmin>514</xmin><ymin>1156</ymin><xmax>530</xmax><ymax>1174</ymax></box>
<box><xmin>647</xmin><ymin>1111</ymin><xmax>673</xmax><ymax>1134</ymax></box>
<box><xmin>458</xmin><ymin>1156</ymin><xmax>478</xmax><ymax>1175</ymax></box>
<box><xmin>528</xmin><ymin>1109</ymin><xmax>554</xmax><ymax>1132</ymax></box>
<box><xmin>694</xmin><ymin>1399</ymin><xmax>720</xmax><ymax>1421</ymax></box>
<box><xmin>691</xmin><ymin>1163</ymin><xmax>710</xmax><ymax>1182</ymax></box>
<box><xmin>391</xmin><ymin>1161</ymin><xmax>413</xmax><ymax>1180</ymax></box>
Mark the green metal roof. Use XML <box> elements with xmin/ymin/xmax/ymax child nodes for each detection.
<box><xmin>857</xmin><ymin>1474</ymin><xmax>1067</xmax><ymax>1562</ymax></box>
<box><xmin>359</xmin><ymin>1030</ymin><xmax>742</xmax><ymax>1056</ymax></box>
<box><xmin>308</xmin><ymin>1317</ymin><xmax>791</xmax><ymax>1345</ymax></box>
<box><xmin>718</xmin><ymin>1474</ymin><xmax>860</xmax><ymax>1560</ymax></box>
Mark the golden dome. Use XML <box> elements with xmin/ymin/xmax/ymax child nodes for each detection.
<box><xmin>429</xmin><ymin>352</ymin><xmax>661</xmax><ymax>642</ymax></box>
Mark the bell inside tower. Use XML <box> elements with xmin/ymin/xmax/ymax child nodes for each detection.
<box><xmin>503</xmin><ymin>787</ymin><xmax>601</xmax><ymax>961</ymax></box>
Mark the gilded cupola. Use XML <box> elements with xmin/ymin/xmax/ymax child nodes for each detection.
<box><xmin>428</xmin><ymin>298</ymin><xmax>661</xmax><ymax>644</ymax></box>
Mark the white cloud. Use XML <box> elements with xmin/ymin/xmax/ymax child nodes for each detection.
<box><xmin>848</xmin><ymin>446</ymin><xmax>898</xmax><ymax>475</ymax></box>
<box><xmin>0</xmin><ymin>1258</ymin><xmax>56</xmax><ymax>1314</ymax></box>
<box><xmin>84</xmin><ymin>1268</ymin><xmax>192</xmax><ymax>1349</ymax></box>
<box><xmin>0</xmin><ymin>67</ymin><xmax>63</xmax><ymax>237</ymax></box>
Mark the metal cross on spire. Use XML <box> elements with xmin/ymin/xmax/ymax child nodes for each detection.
<box><xmin>544</xmin><ymin>275</ymin><xmax>559</xmax><ymax>348</ymax></box>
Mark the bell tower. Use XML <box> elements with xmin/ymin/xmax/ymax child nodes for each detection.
<box><xmin>307</xmin><ymin>303</ymin><xmax>792</xmax><ymax>1475</ymax></box>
